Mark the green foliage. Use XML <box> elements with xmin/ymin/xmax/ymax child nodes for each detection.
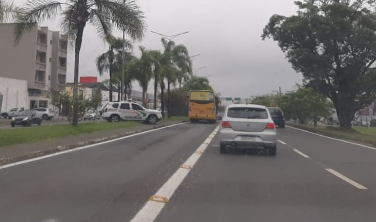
<box><xmin>262</xmin><ymin>0</ymin><xmax>376</xmax><ymax>128</ymax></box>
<box><xmin>252</xmin><ymin>95</ymin><xmax>278</xmax><ymax>107</ymax></box>
<box><xmin>50</xmin><ymin>89</ymin><xmax>102</xmax><ymax>123</ymax></box>
<box><xmin>278</xmin><ymin>88</ymin><xmax>333</xmax><ymax>125</ymax></box>
<box><xmin>183</xmin><ymin>76</ymin><xmax>212</xmax><ymax>91</ymax></box>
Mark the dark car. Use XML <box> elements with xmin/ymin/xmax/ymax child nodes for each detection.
<box><xmin>267</xmin><ymin>107</ymin><xmax>285</xmax><ymax>128</ymax></box>
<box><xmin>11</xmin><ymin>110</ymin><xmax>42</xmax><ymax>127</ymax></box>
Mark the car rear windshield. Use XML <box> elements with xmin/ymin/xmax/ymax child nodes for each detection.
<box><xmin>227</xmin><ymin>107</ymin><xmax>268</xmax><ymax>119</ymax></box>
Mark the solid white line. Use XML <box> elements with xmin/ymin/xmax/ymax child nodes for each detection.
<box><xmin>292</xmin><ymin>149</ymin><xmax>310</xmax><ymax>158</ymax></box>
<box><xmin>0</xmin><ymin>123</ymin><xmax>186</xmax><ymax>170</ymax></box>
<box><xmin>278</xmin><ymin>140</ymin><xmax>286</xmax><ymax>145</ymax></box>
<box><xmin>287</xmin><ymin>126</ymin><xmax>376</xmax><ymax>151</ymax></box>
<box><xmin>326</xmin><ymin>169</ymin><xmax>367</xmax><ymax>190</ymax></box>
<box><xmin>130</xmin><ymin>125</ymin><xmax>220</xmax><ymax>222</ymax></box>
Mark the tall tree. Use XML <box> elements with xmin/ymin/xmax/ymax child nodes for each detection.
<box><xmin>127</xmin><ymin>46</ymin><xmax>153</xmax><ymax>106</ymax></box>
<box><xmin>14</xmin><ymin>0</ymin><xmax>145</xmax><ymax>126</ymax></box>
<box><xmin>0</xmin><ymin>0</ymin><xmax>15</xmax><ymax>23</ymax></box>
<box><xmin>147</xmin><ymin>50</ymin><xmax>163</xmax><ymax>109</ymax></box>
<box><xmin>262</xmin><ymin>0</ymin><xmax>376</xmax><ymax>129</ymax></box>
<box><xmin>96</xmin><ymin>35</ymin><xmax>133</xmax><ymax>102</ymax></box>
<box><xmin>184</xmin><ymin>76</ymin><xmax>212</xmax><ymax>90</ymax></box>
<box><xmin>160</xmin><ymin>38</ymin><xmax>192</xmax><ymax>118</ymax></box>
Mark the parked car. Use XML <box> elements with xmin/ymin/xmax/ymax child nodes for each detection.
<box><xmin>219</xmin><ymin>104</ymin><xmax>277</xmax><ymax>155</ymax></box>
<box><xmin>1</xmin><ymin>107</ymin><xmax>25</xmax><ymax>119</ymax></box>
<box><xmin>33</xmin><ymin>107</ymin><xmax>54</xmax><ymax>120</ymax></box>
<box><xmin>11</xmin><ymin>110</ymin><xmax>42</xmax><ymax>127</ymax></box>
<box><xmin>102</xmin><ymin>101</ymin><xmax>162</xmax><ymax>124</ymax></box>
<box><xmin>267</xmin><ymin>107</ymin><xmax>285</xmax><ymax>128</ymax></box>
<box><xmin>84</xmin><ymin>109</ymin><xmax>101</xmax><ymax>121</ymax></box>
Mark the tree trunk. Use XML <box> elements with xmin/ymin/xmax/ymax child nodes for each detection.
<box><xmin>72</xmin><ymin>25</ymin><xmax>85</xmax><ymax>126</ymax></box>
<box><xmin>154</xmin><ymin>77</ymin><xmax>158</xmax><ymax>110</ymax></box>
<box><xmin>117</xmin><ymin>83</ymin><xmax>121</xmax><ymax>101</ymax></box>
<box><xmin>167</xmin><ymin>79</ymin><xmax>171</xmax><ymax>118</ymax></box>
<box><xmin>333</xmin><ymin>94</ymin><xmax>356</xmax><ymax>129</ymax></box>
<box><xmin>160</xmin><ymin>82</ymin><xmax>165</xmax><ymax>118</ymax></box>
<box><xmin>109</xmin><ymin>46</ymin><xmax>114</xmax><ymax>102</ymax></box>
<box><xmin>142</xmin><ymin>89</ymin><xmax>146</xmax><ymax>107</ymax></box>
<box><xmin>124</xmin><ymin>84</ymin><xmax>128</xmax><ymax>100</ymax></box>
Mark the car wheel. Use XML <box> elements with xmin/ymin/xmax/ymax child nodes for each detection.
<box><xmin>147</xmin><ymin>115</ymin><xmax>158</xmax><ymax>124</ymax></box>
<box><xmin>220</xmin><ymin>143</ymin><xmax>226</xmax><ymax>154</ymax></box>
<box><xmin>38</xmin><ymin>120</ymin><xmax>42</xmax><ymax>126</ymax></box>
<box><xmin>190</xmin><ymin>119</ymin><xmax>198</xmax><ymax>123</ymax></box>
<box><xmin>110</xmin><ymin>115</ymin><xmax>120</xmax><ymax>122</ymax></box>
<box><xmin>28</xmin><ymin>121</ymin><xmax>32</xmax><ymax>127</ymax></box>
<box><xmin>269</xmin><ymin>146</ymin><xmax>277</xmax><ymax>156</ymax></box>
<box><xmin>11</xmin><ymin>124</ymin><xmax>15</xmax><ymax>127</ymax></box>
<box><xmin>2</xmin><ymin>113</ymin><xmax>8</xmax><ymax>119</ymax></box>
<box><xmin>42</xmin><ymin>114</ymin><xmax>48</xmax><ymax>120</ymax></box>
<box><xmin>280</xmin><ymin>124</ymin><xmax>285</xmax><ymax>128</ymax></box>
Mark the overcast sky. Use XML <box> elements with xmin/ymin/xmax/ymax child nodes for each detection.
<box><xmin>16</xmin><ymin>0</ymin><xmax>302</xmax><ymax>98</ymax></box>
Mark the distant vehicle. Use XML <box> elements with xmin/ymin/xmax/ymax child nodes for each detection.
<box><xmin>11</xmin><ymin>110</ymin><xmax>42</xmax><ymax>127</ymax></box>
<box><xmin>102</xmin><ymin>101</ymin><xmax>162</xmax><ymax>124</ymax></box>
<box><xmin>267</xmin><ymin>107</ymin><xmax>285</xmax><ymax>128</ymax></box>
<box><xmin>1</xmin><ymin>107</ymin><xmax>25</xmax><ymax>119</ymax></box>
<box><xmin>33</xmin><ymin>107</ymin><xmax>54</xmax><ymax>120</ymax></box>
<box><xmin>84</xmin><ymin>109</ymin><xmax>101</xmax><ymax>121</ymax></box>
<box><xmin>219</xmin><ymin>104</ymin><xmax>277</xmax><ymax>155</ymax></box>
<box><xmin>188</xmin><ymin>90</ymin><xmax>217</xmax><ymax>123</ymax></box>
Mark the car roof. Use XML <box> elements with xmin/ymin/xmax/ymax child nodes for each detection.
<box><xmin>227</xmin><ymin>104</ymin><xmax>267</xmax><ymax>109</ymax></box>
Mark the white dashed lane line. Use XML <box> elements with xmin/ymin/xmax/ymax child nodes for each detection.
<box><xmin>326</xmin><ymin>169</ymin><xmax>368</xmax><ymax>190</ymax></box>
<box><xmin>278</xmin><ymin>140</ymin><xmax>287</xmax><ymax>145</ymax></box>
<box><xmin>292</xmin><ymin>149</ymin><xmax>310</xmax><ymax>158</ymax></box>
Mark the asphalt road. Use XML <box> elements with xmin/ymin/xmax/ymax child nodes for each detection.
<box><xmin>1</xmin><ymin>123</ymin><xmax>376</xmax><ymax>222</ymax></box>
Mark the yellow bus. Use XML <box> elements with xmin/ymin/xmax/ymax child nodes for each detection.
<box><xmin>188</xmin><ymin>90</ymin><xmax>217</xmax><ymax>123</ymax></box>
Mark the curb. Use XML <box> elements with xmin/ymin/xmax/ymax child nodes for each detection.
<box><xmin>0</xmin><ymin>121</ymin><xmax>185</xmax><ymax>167</ymax></box>
<box><xmin>287</xmin><ymin>124</ymin><xmax>376</xmax><ymax>147</ymax></box>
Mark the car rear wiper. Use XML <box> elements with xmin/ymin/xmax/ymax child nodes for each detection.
<box><xmin>247</xmin><ymin>116</ymin><xmax>261</xmax><ymax>119</ymax></box>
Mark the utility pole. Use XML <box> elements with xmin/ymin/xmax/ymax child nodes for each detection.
<box><xmin>279</xmin><ymin>86</ymin><xmax>282</xmax><ymax>95</ymax></box>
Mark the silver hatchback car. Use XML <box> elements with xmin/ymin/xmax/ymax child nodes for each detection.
<box><xmin>219</xmin><ymin>104</ymin><xmax>277</xmax><ymax>155</ymax></box>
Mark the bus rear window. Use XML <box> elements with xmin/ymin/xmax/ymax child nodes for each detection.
<box><xmin>190</xmin><ymin>91</ymin><xmax>214</xmax><ymax>102</ymax></box>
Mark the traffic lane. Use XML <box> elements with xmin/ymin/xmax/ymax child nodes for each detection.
<box><xmin>0</xmin><ymin>122</ymin><xmax>217</xmax><ymax>222</ymax></box>
<box><xmin>278</xmin><ymin>127</ymin><xmax>376</xmax><ymax>189</ymax></box>
<box><xmin>155</xmin><ymin>131</ymin><xmax>375</xmax><ymax>222</ymax></box>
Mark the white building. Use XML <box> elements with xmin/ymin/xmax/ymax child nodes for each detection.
<box><xmin>0</xmin><ymin>77</ymin><xmax>28</xmax><ymax>112</ymax></box>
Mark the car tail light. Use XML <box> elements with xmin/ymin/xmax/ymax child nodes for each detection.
<box><xmin>266</xmin><ymin>123</ymin><xmax>275</xmax><ymax>129</ymax></box>
<box><xmin>222</xmin><ymin>121</ymin><xmax>231</xmax><ymax>128</ymax></box>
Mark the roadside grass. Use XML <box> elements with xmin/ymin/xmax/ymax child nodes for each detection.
<box><xmin>160</xmin><ymin>116</ymin><xmax>189</xmax><ymax>122</ymax></box>
<box><xmin>353</xmin><ymin>126</ymin><xmax>376</xmax><ymax>135</ymax></box>
<box><xmin>288</xmin><ymin>123</ymin><xmax>376</xmax><ymax>146</ymax></box>
<box><xmin>0</xmin><ymin>121</ymin><xmax>142</xmax><ymax>147</ymax></box>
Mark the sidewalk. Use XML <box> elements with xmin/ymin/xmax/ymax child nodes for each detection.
<box><xmin>0</xmin><ymin>120</ymin><xmax>185</xmax><ymax>166</ymax></box>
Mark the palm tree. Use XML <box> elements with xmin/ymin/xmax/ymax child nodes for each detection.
<box><xmin>96</xmin><ymin>35</ymin><xmax>133</xmax><ymax>102</ymax></box>
<box><xmin>184</xmin><ymin>76</ymin><xmax>213</xmax><ymax>90</ymax></box>
<box><xmin>127</xmin><ymin>46</ymin><xmax>153</xmax><ymax>106</ymax></box>
<box><xmin>147</xmin><ymin>50</ymin><xmax>163</xmax><ymax>109</ymax></box>
<box><xmin>0</xmin><ymin>0</ymin><xmax>15</xmax><ymax>23</ymax></box>
<box><xmin>160</xmin><ymin>38</ymin><xmax>192</xmax><ymax>118</ymax></box>
<box><xmin>14</xmin><ymin>0</ymin><xmax>145</xmax><ymax>126</ymax></box>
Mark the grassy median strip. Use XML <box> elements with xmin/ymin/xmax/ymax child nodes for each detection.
<box><xmin>289</xmin><ymin>123</ymin><xmax>376</xmax><ymax>146</ymax></box>
<box><xmin>160</xmin><ymin>116</ymin><xmax>189</xmax><ymax>122</ymax></box>
<box><xmin>0</xmin><ymin>121</ymin><xmax>142</xmax><ymax>147</ymax></box>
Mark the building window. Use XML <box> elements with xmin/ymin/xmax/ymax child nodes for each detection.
<box><xmin>49</xmin><ymin>58</ymin><xmax>51</xmax><ymax>62</ymax></box>
<box><xmin>35</xmin><ymin>71</ymin><xmax>45</xmax><ymax>82</ymax></box>
<box><xmin>39</xmin><ymin>100</ymin><xmax>48</xmax><ymax>108</ymax></box>
<box><xmin>59</xmin><ymin>57</ymin><xmax>67</xmax><ymax>68</ymax></box>
<box><xmin>58</xmin><ymin>74</ymin><xmax>66</xmax><ymax>85</ymax></box>
<box><xmin>48</xmin><ymin>75</ymin><xmax>51</xmax><ymax>80</ymax></box>
<box><xmin>50</xmin><ymin>40</ymin><xmax>52</xmax><ymax>44</ymax></box>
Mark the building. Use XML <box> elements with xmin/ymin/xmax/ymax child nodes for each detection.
<box><xmin>0</xmin><ymin>77</ymin><xmax>28</xmax><ymax>112</ymax></box>
<box><xmin>0</xmin><ymin>23</ymin><xmax>68</xmax><ymax>109</ymax></box>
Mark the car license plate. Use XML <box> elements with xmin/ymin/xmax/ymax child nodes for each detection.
<box><xmin>241</xmin><ymin>136</ymin><xmax>256</xmax><ymax>141</ymax></box>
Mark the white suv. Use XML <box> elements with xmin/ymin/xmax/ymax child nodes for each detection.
<box><xmin>102</xmin><ymin>101</ymin><xmax>162</xmax><ymax>124</ymax></box>
<box><xmin>33</xmin><ymin>107</ymin><xmax>54</xmax><ymax>120</ymax></box>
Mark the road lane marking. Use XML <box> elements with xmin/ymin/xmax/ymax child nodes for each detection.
<box><xmin>292</xmin><ymin>149</ymin><xmax>310</xmax><ymax>158</ymax></box>
<box><xmin>287</xmin><ymin>126</ymin><xmax>376</xmax><ymax>151</ymax></box>
<box><xmin>149</xmin><ymin>195</ymin><xmax>169</xmax><ymax>203</ymax></box>
<box><xmin>326</xmin><ymin>169</ymin><xmax>367</xmax><ymax>190</ymax></box>
<box><xmin>278</xmin><ymin>140</ymin><xmax>286</xmax><ymax>145</ymax></box>
<box><xmin>131</xmin><ymin>125</ymin><xmax>220</xmax><ymax>222</ymax></box>
<box><xmin>0</xmin><ymin>123</ymin><xmax>186</xmax><ymax>170</ymax></box>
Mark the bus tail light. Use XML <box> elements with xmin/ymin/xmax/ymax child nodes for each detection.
<box><xmin>222</xmin><ymin>121</ymin><xmax>231</xmax><ymax>128</ymax></box>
